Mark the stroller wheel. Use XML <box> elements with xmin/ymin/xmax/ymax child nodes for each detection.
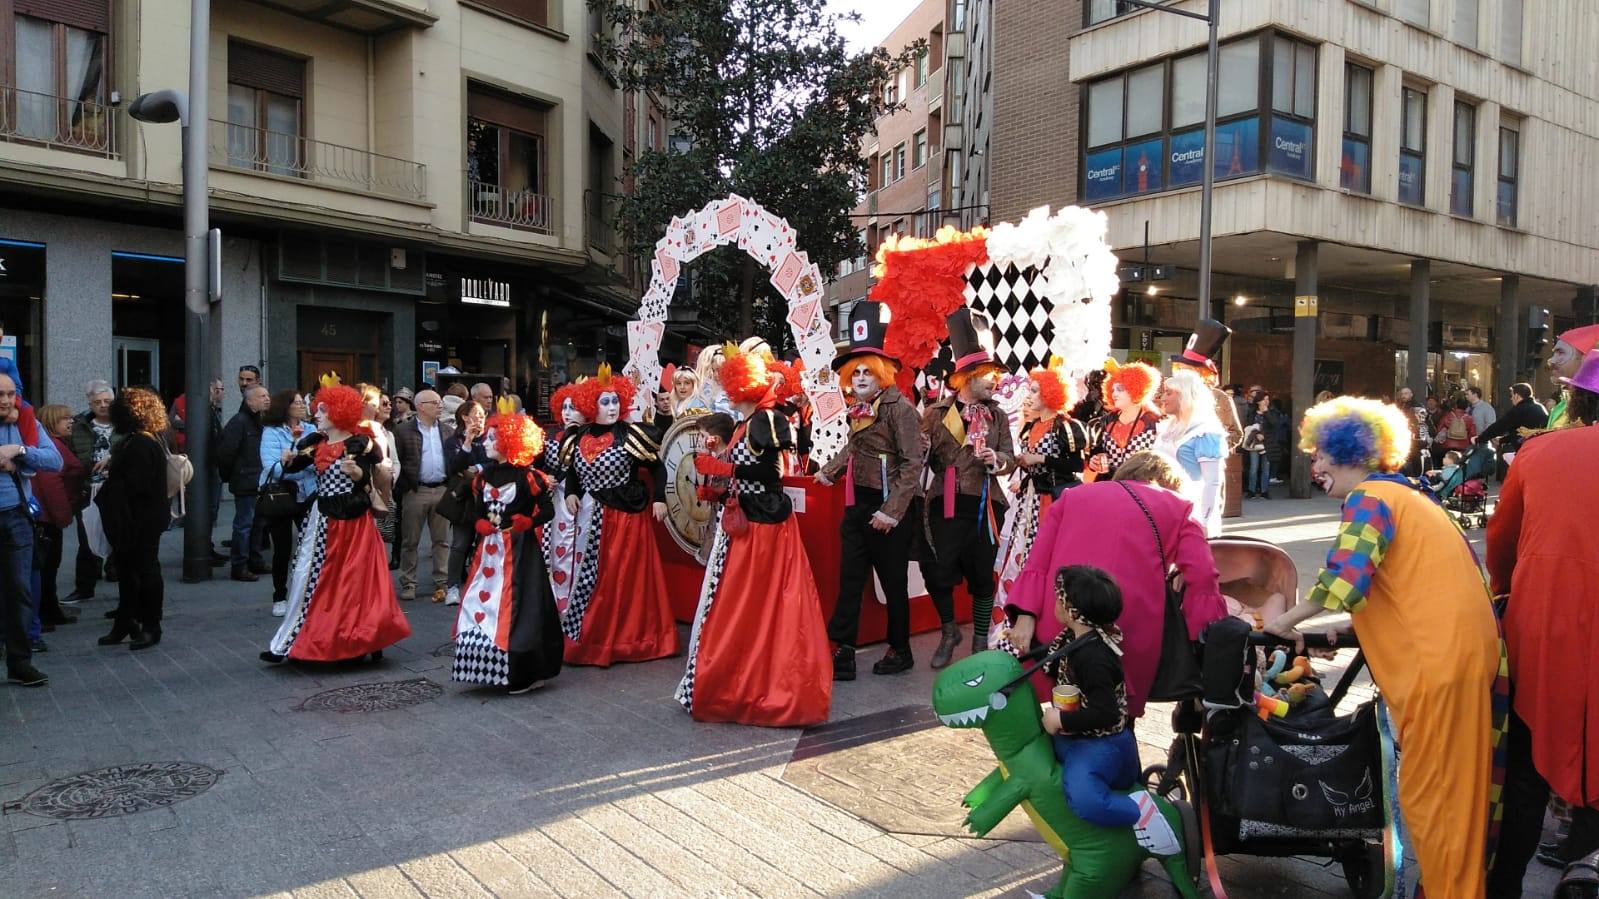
<box><xmin>1142</xmin><ymin>764</ymin><xmax>1187</xmax><ymax>803</ymax></box>
<box><xmin>1339</xmin><ymin>841</ymin><xmax>1386</xmax><ymax>899</ymax></box>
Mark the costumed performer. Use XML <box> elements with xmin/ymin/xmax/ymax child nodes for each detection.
<box><xmin>1004</xmin><ymin>450</ymin><xmax>1224</xmax><ymax>716</ymax></box>
<box><xmin>674</xmin><ymin>347</ymin><xmax>831</xmax><ymax>726</ymax></box>
<box><xmin>1264</xmin><ymin>396</ymin><xmax>1502</xmax><ymax>898</ymax></box>
<box><xmin>994</xmin><ymin>357</ymin><xmax>1088</xmax><ymax>616</ymax></box>
<box><xmin>559</xmin><ymin>366</ymin><xmax>680</xmax><ymax>666</ymax></box>
<box><xmin>1086</xmin><ymin>361</ymin><xmax>1162</xmax><ymax>481</ymax></box>
<box><xmin>451</xmin><ymin>401</ymin><xmax>562</xmax><ymax>694</ymax></box>
<box><xmin>1168</xmin><ymin>319</ymin><xmax>1244</xmax><ymax>451</ymax></box>
<box><xmin>1543</xmin><ymin>324</ymin><xmax>1599</xmax><ymax>430</ymax></box>
<box><xmin>815</xmin><ymin>301</ymin><xmax>925</xmax><ymax>680</ymax></box>
<box><xmin>1041</xmin><ymin>565</ymin><xmax>1181</xmax><ymax>856</ymax></box>
<box><xmin>770</xmin><ymin>357</ymin><xmax>813</xmax><ymax>474</ymax></box>
<box><xmin>921</xmin><ymin>309</ymin><xmax>1014</xmax><ymax>670</ymax></box>
<box><xmin>542</xmin><ymin>383</ymin><xmax>586</xmax><ymax>614</ymax></box>
<box><xmin>694</xmin><ymin>344</ymin><xmax>734</xmax><ymax>416</ymax></box>
<box><xmin>1485</xmin><ymin>350</ymin><xmax>1599</xmax><ymax>893</ymax></box>
<box><xmin>262</xmin><ymin>382</ymin><xmax>412</xmax><ymax>665</ymax></box>
<box><xmin>1155</xmin><ymin>369</ymin><xmax>1228</xmax><ymax>537</ymax></box>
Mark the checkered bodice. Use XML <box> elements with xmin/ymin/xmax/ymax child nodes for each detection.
<box><xmin>316</xmin><ymin>458</ymin><xmax>357</xmax><ymax>496</ymax></box>
<box><xmin>1022</xmin><ymin>426</ymin><xmax>1062</xmax><ymax>473</ymax></box>
<box><xmin>542</xmin><ymin>440</ymin><xmax>563</xmax><ymax>477</ymax></box>
<box><xmin>573</xmin><ymin>439</ymin><xmax>632</xmax><ymax>492</ymax></box>
<box><xmin>729</xmin><ymin>435</ymin><xmax>770</xmax><ymax>496</ymax></box>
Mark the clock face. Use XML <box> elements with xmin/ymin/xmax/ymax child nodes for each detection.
<box><xmin>660</xmin><ymin>415</ymin><xmax>715</xmax><ymax>565</ymax></box>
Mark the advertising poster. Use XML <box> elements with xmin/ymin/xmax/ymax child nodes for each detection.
<box><xmin>1123</xmin><ymin>137</ymin><xmax>1164</xmax><ymax>195</ymax></box>
<box><xmin>1083</xmin><ymin>146</ymin><xmax>1123</xmax><ymax>202</ymax></box>
<box><xmin>1268</xmin><ymin>117</ymin><xmax>1313</xmax><ymax>179</ymax></box>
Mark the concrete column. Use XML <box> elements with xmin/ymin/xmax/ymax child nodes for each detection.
<box><xmin>1409</xmin><ymin>260</ymin><xmax>1431</xmax><ymax>400</ymax></box>
<box><xmin>1291</xmin><ymin>240</ymin><xmax>1318</xmax><ymax>499</ymax></box>
<box><xmin>1495</xmin><ymin>275</ymin><xmax>1521</xmax><ymax>398</ymax></box>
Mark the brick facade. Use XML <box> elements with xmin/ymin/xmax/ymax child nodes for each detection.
<box><xmin>988</xmin><ymin>0</ymin><xmax>1081</xmax><ymax>225</ymax></box>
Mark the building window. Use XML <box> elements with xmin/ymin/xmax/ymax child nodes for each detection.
<box><xmin>1085</xmin><ymin>0</ymin><xmax>1133</xmax><ymax>26</ymax></box>
<box><xmin>894</xmin><ymin>143</ymin><xmax>907</xmax><ymax>181</ymax></box>
<box><xmin>881</xmin><ymin>152</ymin><xmax>893</xmax><ymax>186</ymax></box>
<box><xmin>9</xmin><ymin>4</ymin><xmax>111</xmax><ymax>152</ymax></box>
<box><xmin>1452</xmin><ymin>0</ymin><xmax>1479</xmax><ymax>46</ymax></box>
<box><xmin>913</xmin><ymin>209</ymin><xmax>929</xmax><ymax>237</ymax></box>
<box><xmin>1267</xmin><ymin>36</ymin><xmax>1316</xmax><ymax>180</ymax></box>
<box><xmin>466</xmin><ymin>83</ymin><xmax>551</xmax><ymax>232</ymax></box>
<box><xmin>948</xmin><ymin>57</ymin><xmax>965</xmax><ymax>125</ymax></box>
<box><xmin>467</xmin><ymin>0</ymin><xmax>548</xmax><ymax>27</ymax></box>
<box><xmin>952</xmin><ymin>0</ymin><xmax>966</xmax><ymax>31</ymax></box>
<box><xmin>1501</xmin><ymin>0</ymin><xmax>1523</xmax><ymax>66</ymax></box>
<box><xmin>913</xmin><ymin>129</ymin><xmax>927</xmax><ymax>168</ymax></box>
<box><xmin>914</xmin><ymin>50</ymin><xmax>929</xmax><ymax>88</ymax></box>
<box><xmin>1450</xmin><ymin>101</ymin><xmax>1475</xmax><ymax>216</ymax></box>
<box><xmin>1341</xmin><ymin>62</ymin><xmax>1373</xmax><ymax>193</ymax></box>
<box><xmin>928</xmin><ymin>186</ymin><xmax>941</xmax><ymax>213</ymax></box>
<box><xmin>1398</xmin><ymin>86</ymin><xmax>1427</xmax><ymax>206</ymax></box>
<box><xmin>1398</xmin><ymin>0</ymin><xmax>1428</xmax><ymax>28</ymax></box>
<box><xmin>1497</xmin><ymin>125</ymin><xmax>1519</xmax><ymax>226</ymax></box>
<box><xmin>884</xmin><ymin>72</ymin><xmax>899</xmax><ymax>106</ymax></box>
<box><xmin>855</xmin><ymin>229</ymin><xmax>868</xmax><ymax>269</ymax></box>
<box><xmin>1082</xmin><ymin>34</ymin><xmax>1272</xmax><ymax>203</ymax></box>
<box><xmin>947</xmin><ymin>149</ymin><xmax>962</xmax><ymax>193</ymax></box>
<box><xmin>226</xmin><ymin>42</ymin><xmax>306</xmax><ymax>177</ymax></box>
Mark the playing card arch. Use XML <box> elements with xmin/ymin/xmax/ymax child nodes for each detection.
<box><xmin>627</xmin><ymin>194</ymin><xmax>851</xmax><ymax>464</ymax></box>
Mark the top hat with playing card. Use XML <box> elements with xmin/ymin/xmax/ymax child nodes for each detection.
<box><xmin>947</xmin><ymin>308</ymin><xmax>1002</xmax><ymax>376</ymax></box>
<box><xmin>1171</xmin><ymin>319</ymin><xmax>1232</xmax><ymax>376</ymax></box>
<box><xmin>833</xmin><ymin>301</ymin><xmax>900</xmax><ymax>372</ymax></box>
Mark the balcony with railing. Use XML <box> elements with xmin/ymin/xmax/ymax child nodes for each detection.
<box><xmin>469</xmin><ymin>179</ymin><xmax>553</xmax><ymax>234</ymax></box>
<box><xmin>208</xmin><ymin>119</ymin><xmax>427</xmax><ymax>202</ymax></box>
<box><xmin>0</xmin><ymin>85</ymin><xmax>116</xmax><ymax>157</ymax></box>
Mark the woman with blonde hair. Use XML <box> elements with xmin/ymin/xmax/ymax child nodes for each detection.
<box><xmin>694</xmin><ymin>344</ymin><xmax>733</xmax><ymax>416</ymax></box>
<box><xmin>1156</xmin><ymin>368</ymin><xmax>1228</xmax><ymax>536</ymax></box>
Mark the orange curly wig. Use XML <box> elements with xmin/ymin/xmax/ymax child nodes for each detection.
<box><xmin>573</xmin><ymin>366</ymin><xmax>636</xmax><ymax>421</ymax></box>
<box><xmin>550</xmin><ymin>382</ymin><xmax>576</xmax><ymax>421</ymax></box>
<box><xmin>841</xmin><ymin>355</ymin><xmax>900</xmax><ymax>399</ymax></box>
<box><xmin>719</xmin><ymin>342</ymin><xmax>777</xmax><ymax>406</ymax></box>
<box><xmin>1101</xmin><ymin>360</ymin><xmax>1160</xmax><ymax>410</ymax></box>
<box><xmin>769</xmin><ymin>359</ymin><xmax>806</xmax><ymax>403</ymax></box>
<box><xmin>487</xmin><ymin>413</ymin><xmax>543</xmax><ymax>468</ymax></box>
<box><xmin>315</xmin><ymin>384</ymin><xmax>365</xmax><ymax>431</ymax></box>
<box><xmin>1028</xmin><ymin>362</ymin><xmax>1076</xmax><ymax>414</ymax></box>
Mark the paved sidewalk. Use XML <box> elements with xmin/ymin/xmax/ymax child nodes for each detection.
<box><xmin>0</xmin><ymin>497</ymin><xmax>1558</xmax><ymax>897</ymax></box>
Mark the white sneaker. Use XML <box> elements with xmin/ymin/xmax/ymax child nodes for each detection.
<box><xmin>271</xmin><ymin>601</ymin><xmax>287</xmax><ymax>618</ymax></box>
<box><xmin>1129</xmin><ymin>790</ymin><xmax>1181</xmax><ymax>857</ymax></box>
<box><xmin>445</xmin><ymin>586</ymin><xmax>461</xmax><ymax>607</ymax></box>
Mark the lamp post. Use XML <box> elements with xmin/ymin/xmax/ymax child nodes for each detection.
<box><xmin>1116</xmin><ymin>0</ymin><xmax>1220</xmax><ymax>325</ymax></box>
<box><xmin>129</xmin><ymin>0</ymin><xmax>213</xmax><ymax>583</ymax></box>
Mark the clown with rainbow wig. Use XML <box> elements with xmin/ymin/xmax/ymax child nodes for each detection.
<box><xmin>1265</xmin><ymin>396</ymin><xmax>1505</xmax><ymax>897</ymax></box>
<box><xmin>450</xmin><ymin>402</ymin><xmax>563</xmax><ymax>694</ymax></box>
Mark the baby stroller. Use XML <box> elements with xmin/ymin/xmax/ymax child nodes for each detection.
<box><xmin>1143</xmin><ymin>538</ymin><xmax>1388</xmax><ymax>897</ymax></box>
<box><xmin>1434</xmin><ymin>444</ymin><xmax>1494</xmax><ymax>529</ymax></box>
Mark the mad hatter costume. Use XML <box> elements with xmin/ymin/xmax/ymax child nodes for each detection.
<box><xmin>1170</xmin><ymin>318</ymin><xmax>1244</xmax><ymax>451</ymax></box>
<box><xmin>921</xmin><ymin>309</ymin><xmax>1015</xmax><ymax>669</ymax></box>
<box><xmin>452</xmin><ymin>406</ymin><xmax>562</xmax><ymax>693</ymax></box>
<box><xmin>995</xmin><ymin>358</ymin><xmax>1089</xmax><ymax>612</ymax></box>
<box><xmin>817</xmin><ymin>301</ymin><xmax>926</xmax><ymax>679</ymax></box>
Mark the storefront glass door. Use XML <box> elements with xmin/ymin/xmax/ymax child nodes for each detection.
<box><xmin>114</xmin><ymin>337</ymin><xmax>161</xmax><ymax>391</ymax></box>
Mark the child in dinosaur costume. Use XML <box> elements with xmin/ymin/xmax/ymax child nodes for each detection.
<box><xmin>932</xmin><ymin>649</ymin><xmax>1197</xmax><ymax>898</ymax></box>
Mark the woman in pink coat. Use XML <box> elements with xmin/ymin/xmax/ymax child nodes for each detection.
<box><xmin>1003</xmin><ymin>451</ymin><xmax>1225</xmax><ymax>718</ymax></box>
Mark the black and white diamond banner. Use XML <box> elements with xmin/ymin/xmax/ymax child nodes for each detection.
<box><xmin>963</xmin><ymin>262</ymin><xmax>1053</xmax><ymax>373</ymax></box>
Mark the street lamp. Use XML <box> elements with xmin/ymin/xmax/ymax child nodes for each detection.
<box><xmin>1117</xmin><ymin>0</ymin><xmax>1220</xmax><ymax>325</ymax></box>
<box><xmin>128</xmin><ymin>0</ymin><xmax>213</xmax><ymax>583</ymax></box>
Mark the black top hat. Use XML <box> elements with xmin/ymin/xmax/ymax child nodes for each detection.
<box><xmin>833</xmin><ymin>301</ymin><xmax>899</xmax><ymax>371</ymax></box>
<box><xmin>1171</xmin><ymin>318</ymin><xmax>1232</xmax><ymax>375</ymax></box>
<box><xmin>947</xmin><ymin>308</ymin><xmax>1000</xmax><ymax>375</ymax></box>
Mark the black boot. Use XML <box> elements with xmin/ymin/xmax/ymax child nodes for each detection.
<box><xmin>872</xmin><ymin>647</ymin><xmax>914</xmax><ymax>675</ymax></box>
<box><xmin>832</xmin><ymin>645</ymin><xmax>856</xmax><ymax>682</ymax></box>
<box><xmin>930</xmin><ymin>622</ymin><xmax>962</xmax><ymax>669</ymax></box>
<box><xmin>98</xmin><ymin>622</ymin><xmax>145</xmax><ymax>646</ymax></box>
<box><xmin>129</xmin><ymin>628</ymin><xmax>161</xmax><ymax>651</ymax></box>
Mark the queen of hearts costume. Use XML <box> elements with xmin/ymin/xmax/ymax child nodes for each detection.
<box><xmin>541</xmin><ymin>383</ymin><xmax>587</xmax><ymax>614</ymax></box>
<box><xmin>675</xmin><ymin>345</ymin><xmax>831</xmax><ymax>726</ymax></box>
<box><xmin>559</xmin><ymin>367</ymin><xmax>680</xmax><ymax>666</ymax></box>
<box><xmin>452</xmin><ymin>406</ymin><xmax>563</xmax><ymax>693</ymax></box>
<box><xmin>1090</xmin><ymin>361</ymin><xmax>1162</xmax><ymax>479</ymax></box>
<box><xmin>263</xmin><ymin>384</ymin><xmax>412</xmax><ymax>664</ymax></box>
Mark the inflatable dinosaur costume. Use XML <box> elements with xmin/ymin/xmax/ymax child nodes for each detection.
<box><xmin>932</xmin><ymin>649</ymin><xmax>1198</xmax><ymax>898</ymax></box>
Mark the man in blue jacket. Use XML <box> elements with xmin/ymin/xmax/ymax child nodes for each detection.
<box><xmin>0</xmin><ymin>372</ymin><xmax>63</xmax><ymax>687</ymax></box>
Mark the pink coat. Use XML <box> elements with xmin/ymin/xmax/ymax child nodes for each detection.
<box><xmin>1005</xmin><ymin>479</ymin><xmax>1225</xmax><ymax>719</ymax></box>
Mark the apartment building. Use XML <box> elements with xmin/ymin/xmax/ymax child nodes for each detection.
<box><xmin>1069</xmin><ymin>0</ymin><xmax>1599</xmax><ymax>406</ymax></box>
<box><xmin>0</xmin><ymin>0</ymin><xmax>652</xmax><ymax>409</ymax></box>
<box><xmin>825</xmin><ymin>0</ymin><xmax>949</xmax><ymax>341</ymax></box>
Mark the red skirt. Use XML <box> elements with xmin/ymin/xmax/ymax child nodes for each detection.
<box><xmin>564</xmin><ymin>506</ymin><xmax>680</xmax><ymax>667</ymax></box>
<box><xmin>689</xmin><ymin>517</ymin><xmax>832</xmax><ymax>727</ymax></box>
<box><xmin>290</xmin><ymin>516</ymin><xmax>412</xmax><ymax>661</ymax></box>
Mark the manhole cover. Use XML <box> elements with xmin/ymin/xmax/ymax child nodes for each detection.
<box><xmin>9</xmin><ymin>762</ymin><xmax>222</xmax><ymax>820</ymax></box>
<box><xmin>431</xmin><ymin>641</ymin><xmax>456</xmax><ymax>658</ymax></box>
<box><xmin>297</xmin><ymin>678</ymin><xmax>442</xmax><ymax>713</ymax></box>
<box><xmin>782</xmin><ymin>705</ymin><xmax>1039</xmax><ymax>842</ymax></box>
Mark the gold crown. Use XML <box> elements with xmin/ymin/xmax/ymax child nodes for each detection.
<box><xmin>319</xmin><ymin>371</ymin><xmax>342</xmax><ymax>389</ymax></box>
<box><xmin>495</xmin><ymin>395</ymin><xmax>517</xmax><ymax>416</ymax></box>
<box><xmin>595</xmin><ymin>363</ymin><xmax>613</xmax><ymax>385</ymax></box>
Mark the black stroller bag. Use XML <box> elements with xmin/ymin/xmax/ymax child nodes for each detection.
<box><xmin>1206</xmin><ymin>700</ymin><xmax>1385</xmax><ymax>836</ymax></box>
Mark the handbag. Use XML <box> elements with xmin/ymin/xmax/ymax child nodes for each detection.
<box><xmin>7</xmin><ymin>469</ymin><xmax>50</xmax><ymax>553</ymax></box>
<box><xmin>256</xmin><ymin>463</ymin><xmax>302</xmax><ymax>520</ymax></box>
<box><xmin>720</xmin><ymin>480</ymin><xmax>749</xmax><ymax>537</ymax></box>
<box><xmin>434</xmin><ymin>470</ymin><xmax>476</xmax><ymax>525</ymax></box>
<box><xmin>1116</xmin><ymin>481</ymin><xmax>1204</xmax><ymax>701</ymax></box>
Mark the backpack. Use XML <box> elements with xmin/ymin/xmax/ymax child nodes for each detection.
<box><xmin>152</xmin><ymin>432</ymin><xmax>194</xmax><ymax>506</ymax></box>
<box><xmin>1445</xmin><ymin>414</ymin><xmax>1469</xmax><ymax>442</ymax></box>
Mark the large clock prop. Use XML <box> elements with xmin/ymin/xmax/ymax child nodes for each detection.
<box><xmin>657</xmin><ymin>415</ymin><xmax>716</xmax><ymax>563</ymax></box>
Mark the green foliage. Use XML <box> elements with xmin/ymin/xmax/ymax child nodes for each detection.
<box><xmin>595</xmin><ymin>0</ymin><xmax>922</xmax><ymax>344</ymax></box>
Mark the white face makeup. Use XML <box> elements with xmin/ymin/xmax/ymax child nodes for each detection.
<box><xmin>561</xmin><ymin>397</ymin><xmax>585</xmax><ymax>427</ymax></box>
<box><xmin>484</xmin><ymin>428</ymin><xmax>501</xmax><ymax>462</ymax></box>
<box><xmin>1310</xmin><ymin>450</ymin><xmax>1365</xmax><ymax>498</ymax></box>
<box><xmin>315</xmin><ymin>404</ymin><xmax>331</xmax><ymax>431</ymax></box>
<box><xmin>1111</xmin><ymin>382</ymin><xmax>1132</xmax><ymax>413</ymax></box>
<box><xmin>596</xmin><ymin>392</ymin><xmax>622</xmax><ymax>425</ymax></box>
<box><xmin>1022</xmin><ymin>380</ymin><xmax>1044</xmax><ymax>416</ymax></box>
<box><xmin>850</xmin><ymin>362</ymin><xmax>882</xmax><ymax>402</ymax></box>
<box><xmin>1549</xmin><ymin>340</ymin><xmax>1580</xmax><ymax>378</ymax></box>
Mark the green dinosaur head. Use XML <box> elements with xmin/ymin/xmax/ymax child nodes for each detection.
<box><xmin>932</xmin><ymin>649</ymin><xmax>1042</xmax><ymax>733</ymax></box>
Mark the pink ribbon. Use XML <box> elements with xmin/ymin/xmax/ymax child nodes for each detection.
<box><xmin>844</xmin><ymin>454</ymin><xmax>856</xmax><ymax>507</ymax></box>
<box><xmin>943</xmin><ymin>465</ymin><xmax>957</xmax><ymax>518</ymax></box>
